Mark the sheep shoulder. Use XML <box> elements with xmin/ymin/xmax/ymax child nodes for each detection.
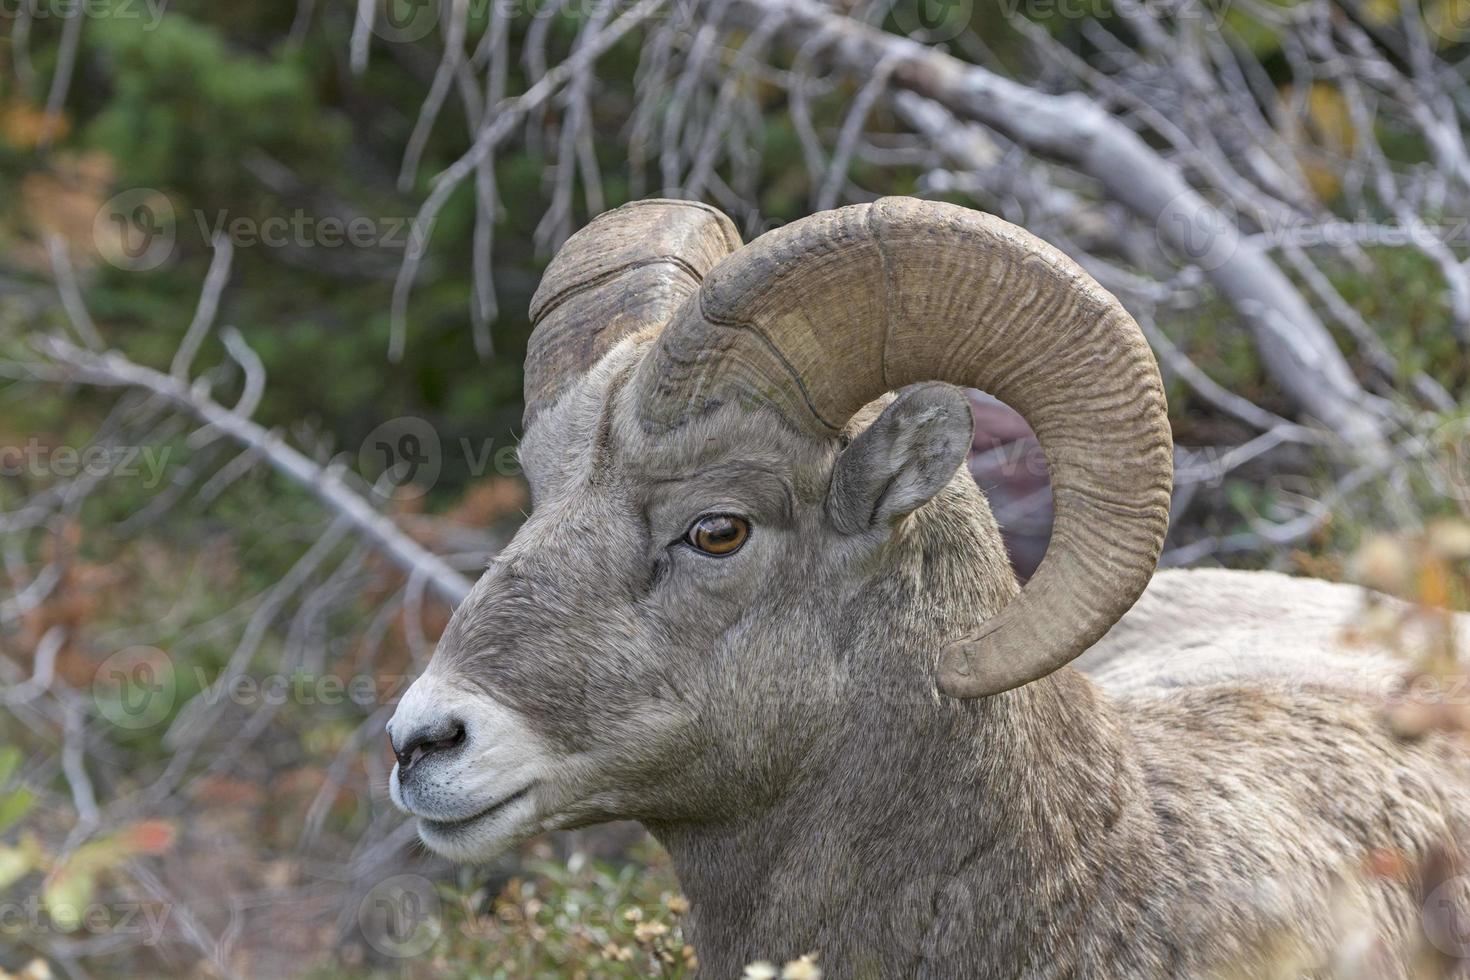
<box><xmin>1074</xmin><ymin>567</ymin><xmax>1466</xmax><ymax>696</ymax></box>
<box><xmin>1058</xmin><ymin>569</ymin><xmax>1470</xmax><ymax>976</ymax></box>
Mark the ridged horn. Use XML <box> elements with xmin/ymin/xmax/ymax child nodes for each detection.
<box><xmin>523</xmin><ymin>199</ymin><xmax>741</xmax><ymax>429</ymax></box>
<box><xmin>632</xmin><ymin>197</ymin><xmax>1173</xmax><ymax>698</ymax></box>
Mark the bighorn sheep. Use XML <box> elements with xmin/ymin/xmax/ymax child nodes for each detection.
<box><xmin>388</xmin><ymin>197</ymin><xmax>1470</xmax><ymax>977</ymax></box>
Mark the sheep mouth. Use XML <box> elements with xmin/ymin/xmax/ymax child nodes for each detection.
<box><xmin>419</xmin><ymin>783</ymin><xmax>535</xmax><ymax>836</ymax></box>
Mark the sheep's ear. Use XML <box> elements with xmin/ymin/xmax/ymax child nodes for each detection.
<box><xmin>826</xmin><ymin>382</ymin><xmax>974</xmax><ymax>535</ymax></box>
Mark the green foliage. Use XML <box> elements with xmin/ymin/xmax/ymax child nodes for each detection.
<box><xmin>2</xmin><ymin>2</ymin><xmax>1467</xmax><ymax>976</ymax></box>
<box><xmin>82</xmin><ymin>6</ymin><xmax>343</xmax><ymax>196</ymax></box>
<box><xmin>1331</xmin><ymin>247</ymin><xmax>1469</xmax><ymax>392</ymax></box>
<box><xmin>0</xmin><ymin>748</ymin><xmax>36</xmax><ymax>837</ymax></box>
<box><xmin>311</xmin><ymin>839</ymin><xmax>692</xmax><ymax>979</ymax></box>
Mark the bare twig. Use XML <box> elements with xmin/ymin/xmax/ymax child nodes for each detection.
<box><xmin>38</xmin><ymin>339</ymin><xmax>472</xmax><ymax>605</ymax></box>
<box><xmin>39</xmin><ymin>0</ymin><xmax>83</xmax><ymax>148</ymax></box>
<box><xmin>715</xmin><ymin>0</ymin><xmax>1394</xmax><ymax>450</ymax></box>
<box><xmin>171</xmin><ymin>236</ymin><xmax>236</xmax><ymax>381</ymax></box>
<box><xmin>389</xmin><ymin>0</ymin><xmax>668</xmax><ymax>360</ymax></box>
<box><xmin>46</xmin><ymin>236</ymin><xmax>104</xmax><ymax>351</ymax></box>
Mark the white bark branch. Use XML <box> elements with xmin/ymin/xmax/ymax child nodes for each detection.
<box><xmin>724</xmin><ymin>0</ymin><xmax>1394</xmax><ymax>450</ymax></box>
<box><xmin>389</xmin><ymin>0</ymin><xmax>668</xmax><ymax>360</ymax></box>
<box><xmin>38</xmin><ymin>339</ymin><xmax>472</xmax><ymax>606</ymax></box>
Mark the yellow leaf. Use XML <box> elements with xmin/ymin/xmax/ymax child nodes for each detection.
<box><xmin>42</xmin><ymin>865</ymin><xmax>95</xmax><ymax>932</ymax></box>
<box><xmin>0</xmin><ymin>839</ymin><xmax>39</xmax><ymax>893</ymax></box>
<box><xmin>1306</xmin><ymin>84</ymin><xmax>1355</xmax><ymax>152</ymax></box>
<box><xmin>1279</xmin><ymin>83</ymin><xmax>1356</xmax><ymax>201</ymax></box>
<box><xmin>1361</xmin><ymin>0</ymin><xmax>1401</xmax><ymax>25</ymax></box>
<box><xmin>0</xmin><ymin>100</ymin><xmax>69</xmax><ymax>150</ymax></box>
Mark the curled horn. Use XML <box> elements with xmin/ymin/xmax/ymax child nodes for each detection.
<box><xmin>632</xmin><ymin>197</ymin><xmax>1173</xmax><ymax>698</ymax></box>
<box><xmin>523</xmin><ymin>199</ymin><xmax>741</xmax><ymax>429</ymax></box>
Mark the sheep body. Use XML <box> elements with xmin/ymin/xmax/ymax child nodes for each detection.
<box><xmin>384</xmin><ymin>197</ymin><xmax>1470</xmax><ymax>978</ymax></box>
<box><xmin>1056</xmin><ymin>568</ymin><xmax>1470</xmax><ymax>978</ymax></box>
<box><xmin>647</xmin><ymin>470</ymin><xmax>1470</xmax><ymax>979</ymax></box>
<box><xmin>1082</xmin><ymin>567</ymin><xmax>1461</xmax><ymax>694</ymax></box>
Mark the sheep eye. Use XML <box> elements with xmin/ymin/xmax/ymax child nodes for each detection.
<box><xmin>685</xmin><ymin>514</ymin><xmax>749</xmax><ymax>556</ymax></box>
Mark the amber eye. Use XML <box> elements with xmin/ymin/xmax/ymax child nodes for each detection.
<box><xmin>685</xmin><ymin>514</ymin><xmax>750</xmax><ymax>556</ymax></box>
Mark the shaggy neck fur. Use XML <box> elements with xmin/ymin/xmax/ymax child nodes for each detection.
<box><xmin>651</xmin><ymin>481</ymin><xmax>1167</xmax><ymax>977</ymax></box>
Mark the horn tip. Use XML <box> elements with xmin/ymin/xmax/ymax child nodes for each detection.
<box><xmin>937</xmin><ymin>637</ymin><xmax>1024</xmax><ymax>699</ymax></box>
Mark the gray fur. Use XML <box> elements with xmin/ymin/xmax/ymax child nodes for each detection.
<box><xmin>400</xmin><ymin>338</ymin><xmax>1470</xmax><ymax>978</ymax></box>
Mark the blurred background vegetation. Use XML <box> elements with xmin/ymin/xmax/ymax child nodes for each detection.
<box><xmin>1</xmin><ymin>0</ymin><xmax>1469</xmax><ymax>975</ymax></box>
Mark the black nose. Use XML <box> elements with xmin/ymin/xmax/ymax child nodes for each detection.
<box><xmin>390</xmin><ymin>719</ymin><xmax>467</xmax><ymax>772</ymax></box>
